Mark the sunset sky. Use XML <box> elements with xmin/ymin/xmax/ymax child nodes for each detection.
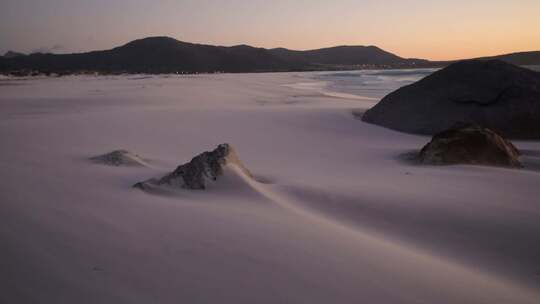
<box><xmin>1</xmin><ymin>0</ymin><xmax>539</xmax><ymax>60</ymax></box>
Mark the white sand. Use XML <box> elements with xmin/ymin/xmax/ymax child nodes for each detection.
<box><xmin>1</xmin><ymin>73</ymin><xmax>539</xmax><ymax>303</ymax></box>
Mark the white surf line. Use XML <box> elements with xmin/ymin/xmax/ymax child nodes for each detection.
<box><xmin>232</xmin><ymin>166</ymin><xmax>540</xmax><ymax>301</ymax></box>
<box><xmin>283</xmin><ymin>81</ymin><xmax>378</xmax><ymax>101</ymax></box>
<box><xmin>321</xmin><ymin>90</ymin><xmax>379</xmax><ymax>101</ymax></box>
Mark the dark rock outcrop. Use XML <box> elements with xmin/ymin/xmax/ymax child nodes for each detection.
<box><xmin>134</xmin><ymin>143</ymin><xmax>251</xmax><ymax>191</ymax></box>
<box><xmin>90</xmin><ymin>150</ymin><xmax>147</xmax><ymax>167</ymax></box>
<box><xmin>419</xmin><ymin>124</ymin><xmax>521</xmax><ymax>168</ymax></box>
<box><xmin>362</xmin><ymin>60</ymin><xmax>540</xmax><ymax>139</ymax></box>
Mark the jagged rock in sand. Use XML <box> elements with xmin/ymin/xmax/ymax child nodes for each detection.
<box><xmin>134</xmin><ymin>143</ymin><xmax>251</xmax><ymax>191</ymax></box>
<box><xmin>90</xmin><ymin>150</ymin><xmax>147</xmax><ymax>167</ymax></box>
<box><xmin>362</xmin><ymin>60</ymin><xmax>540</xmax><ymax>139</ymax></box>
<box><xmin>419</xmin><ymin>124</ymin><xmax>522</xmax><ymax>168</ymax></box>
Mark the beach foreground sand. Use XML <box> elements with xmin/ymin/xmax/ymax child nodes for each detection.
<box><xmin>1</xmin><ymin>73</ymin><xmax>539</xmax><ymax>303</ymax></box>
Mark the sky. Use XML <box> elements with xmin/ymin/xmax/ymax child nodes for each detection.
<box><xmin>1</xmin><ymin>0</ymin><xmax>539</xmax><ymax>60</ymax></box>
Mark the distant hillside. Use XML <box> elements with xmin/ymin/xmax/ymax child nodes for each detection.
<box><xmin>0</xmin><ymin>37</ymin><xmax>301</xmax><ymax>74</ymax></box>
<box><xmin>3</xmin><ymin>51</ymin><xmax>25</xmax><ymax>58</ymax></box>
<box><xmin>269</xmin><ymin>46</ymin><xmax>430</xmax><ymax>68</ymax></box>
<box><xmin>1</xmin><ymin>36</ymin><xmax>539</xmax><ymax>75</ymax></box>
<box><xmin>0</xmin><ymin>37</ymin><xmax>433</xmax><ymax>75</ymax></box>
<box><xmin>474</xmin><ymin>51</ymin><xmax>540</xmax><ymax>66</ymax></box>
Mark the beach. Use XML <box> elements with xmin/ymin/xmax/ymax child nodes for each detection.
<box><xmin>1</xmin><ymin>71</ymin><xmax>539</xmax><ymax>303</ymax></box>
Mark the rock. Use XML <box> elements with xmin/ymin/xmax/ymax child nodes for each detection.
<box><xmin>134</xmin><ymin>143</ymin><xmax>251</xmax><ymax>191</ymax></box>
<box><xmin>90</xmin><ymin>150</ymin><xmax>147</xmax><ymax>167</ymax></box>
<box><xmin>419</xmin><ymin>124</ymin><xmax>522</xmax><ymax>168</ymax></box>
<box><xmin>362</xmin><ymin>60</ymin><xmax>540</xmax><ymax>139</ymax></box>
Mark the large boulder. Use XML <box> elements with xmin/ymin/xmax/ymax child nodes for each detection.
<box><xmin>419</xmin><ymin>124</ymin><xmax>521</xmax><ymax>168</ymax></box>
<box><xmin>134</xmin><ymin>143</ymin><xmax>251</xmax><ymax>191</ymax></box>
<box><xmin>362</xmin><ymin>60</ymin><xmax>540</xmax><ymax>139</ymax></box>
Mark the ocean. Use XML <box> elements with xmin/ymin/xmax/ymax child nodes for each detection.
<box><xmin>307</xmin><ymin>68</ymin><xmax>437</xmax><ymax>101</ymax></box>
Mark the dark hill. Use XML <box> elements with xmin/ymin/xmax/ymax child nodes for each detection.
<box><xmin>0</xmin><ymin>37</ymin><xmax>300</xmax><ymax>74</ymax></box>
<box><xmin>3</xmin><ymin>51</ymin><xmax>25</xmax><ymax>58</ymax></box>
<box><xmin>362</xmin><ymin>60</ymin><xmax>540</xmax><ymax>139</ymax></box>
<box><xmin>0</xmin><ymin>36</ymin><xmax>434</xmax><ymax>75</ymax></box>
<box><xmin>2</xmin><ymin>36</ymin><xmax>538</xmax><ymax>75</ymax></box>
<box><xmin>476</xmin><ymin>51</ymin><xmax>540</xmax><ymax>66</ymax></box>
<box><xmin>270</xmin><ymin>45</ymin><xmax>429</xmax><ymax>67</ymax></box>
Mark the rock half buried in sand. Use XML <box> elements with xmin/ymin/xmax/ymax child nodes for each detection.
<box><xmin>362</xmin><ymin>60</ymin><xmax>540</xmax><ymax>139</ymax></box>
<box><xmin>419</xmin><ymin>124</ymin><xmax>521</xmax><ymax>168</ymax></box>
<box><xmin>90</xmin><ymin>150</ymin><xmax>148</xmax><ymax>167</ymax></box>
<box><xmin>134</xmin><ymin>143</ymin><xmax>251</xmax><ymax>191</ymax></box>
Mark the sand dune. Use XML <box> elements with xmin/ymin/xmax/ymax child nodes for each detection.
<box><xmin>1</xmin><ymin>73</ymin><xmax>539</xmax><ymax>303</ymax></box>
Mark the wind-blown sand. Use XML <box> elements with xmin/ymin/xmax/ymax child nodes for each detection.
<box><xmin>1</xmin><ymin>72</ymin><xmax>539</xmax><ymax>303</ymax></box>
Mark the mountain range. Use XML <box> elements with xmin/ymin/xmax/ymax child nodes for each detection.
<box><xmin>1</xmin><ymin>36</ymin><xmax>539</xmax><ymax>75</ymax></box>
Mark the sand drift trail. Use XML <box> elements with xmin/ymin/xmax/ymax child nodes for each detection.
<box><xmin>231</xmin><ymin>164</ymin><xmax>540</xmax><ymax>296</ymax></box>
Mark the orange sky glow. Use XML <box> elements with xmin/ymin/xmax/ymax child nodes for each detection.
<box><xmin>1</xmin><ymin>0</ymin><xmax>539</xmax><ymax>60</ymax></box>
